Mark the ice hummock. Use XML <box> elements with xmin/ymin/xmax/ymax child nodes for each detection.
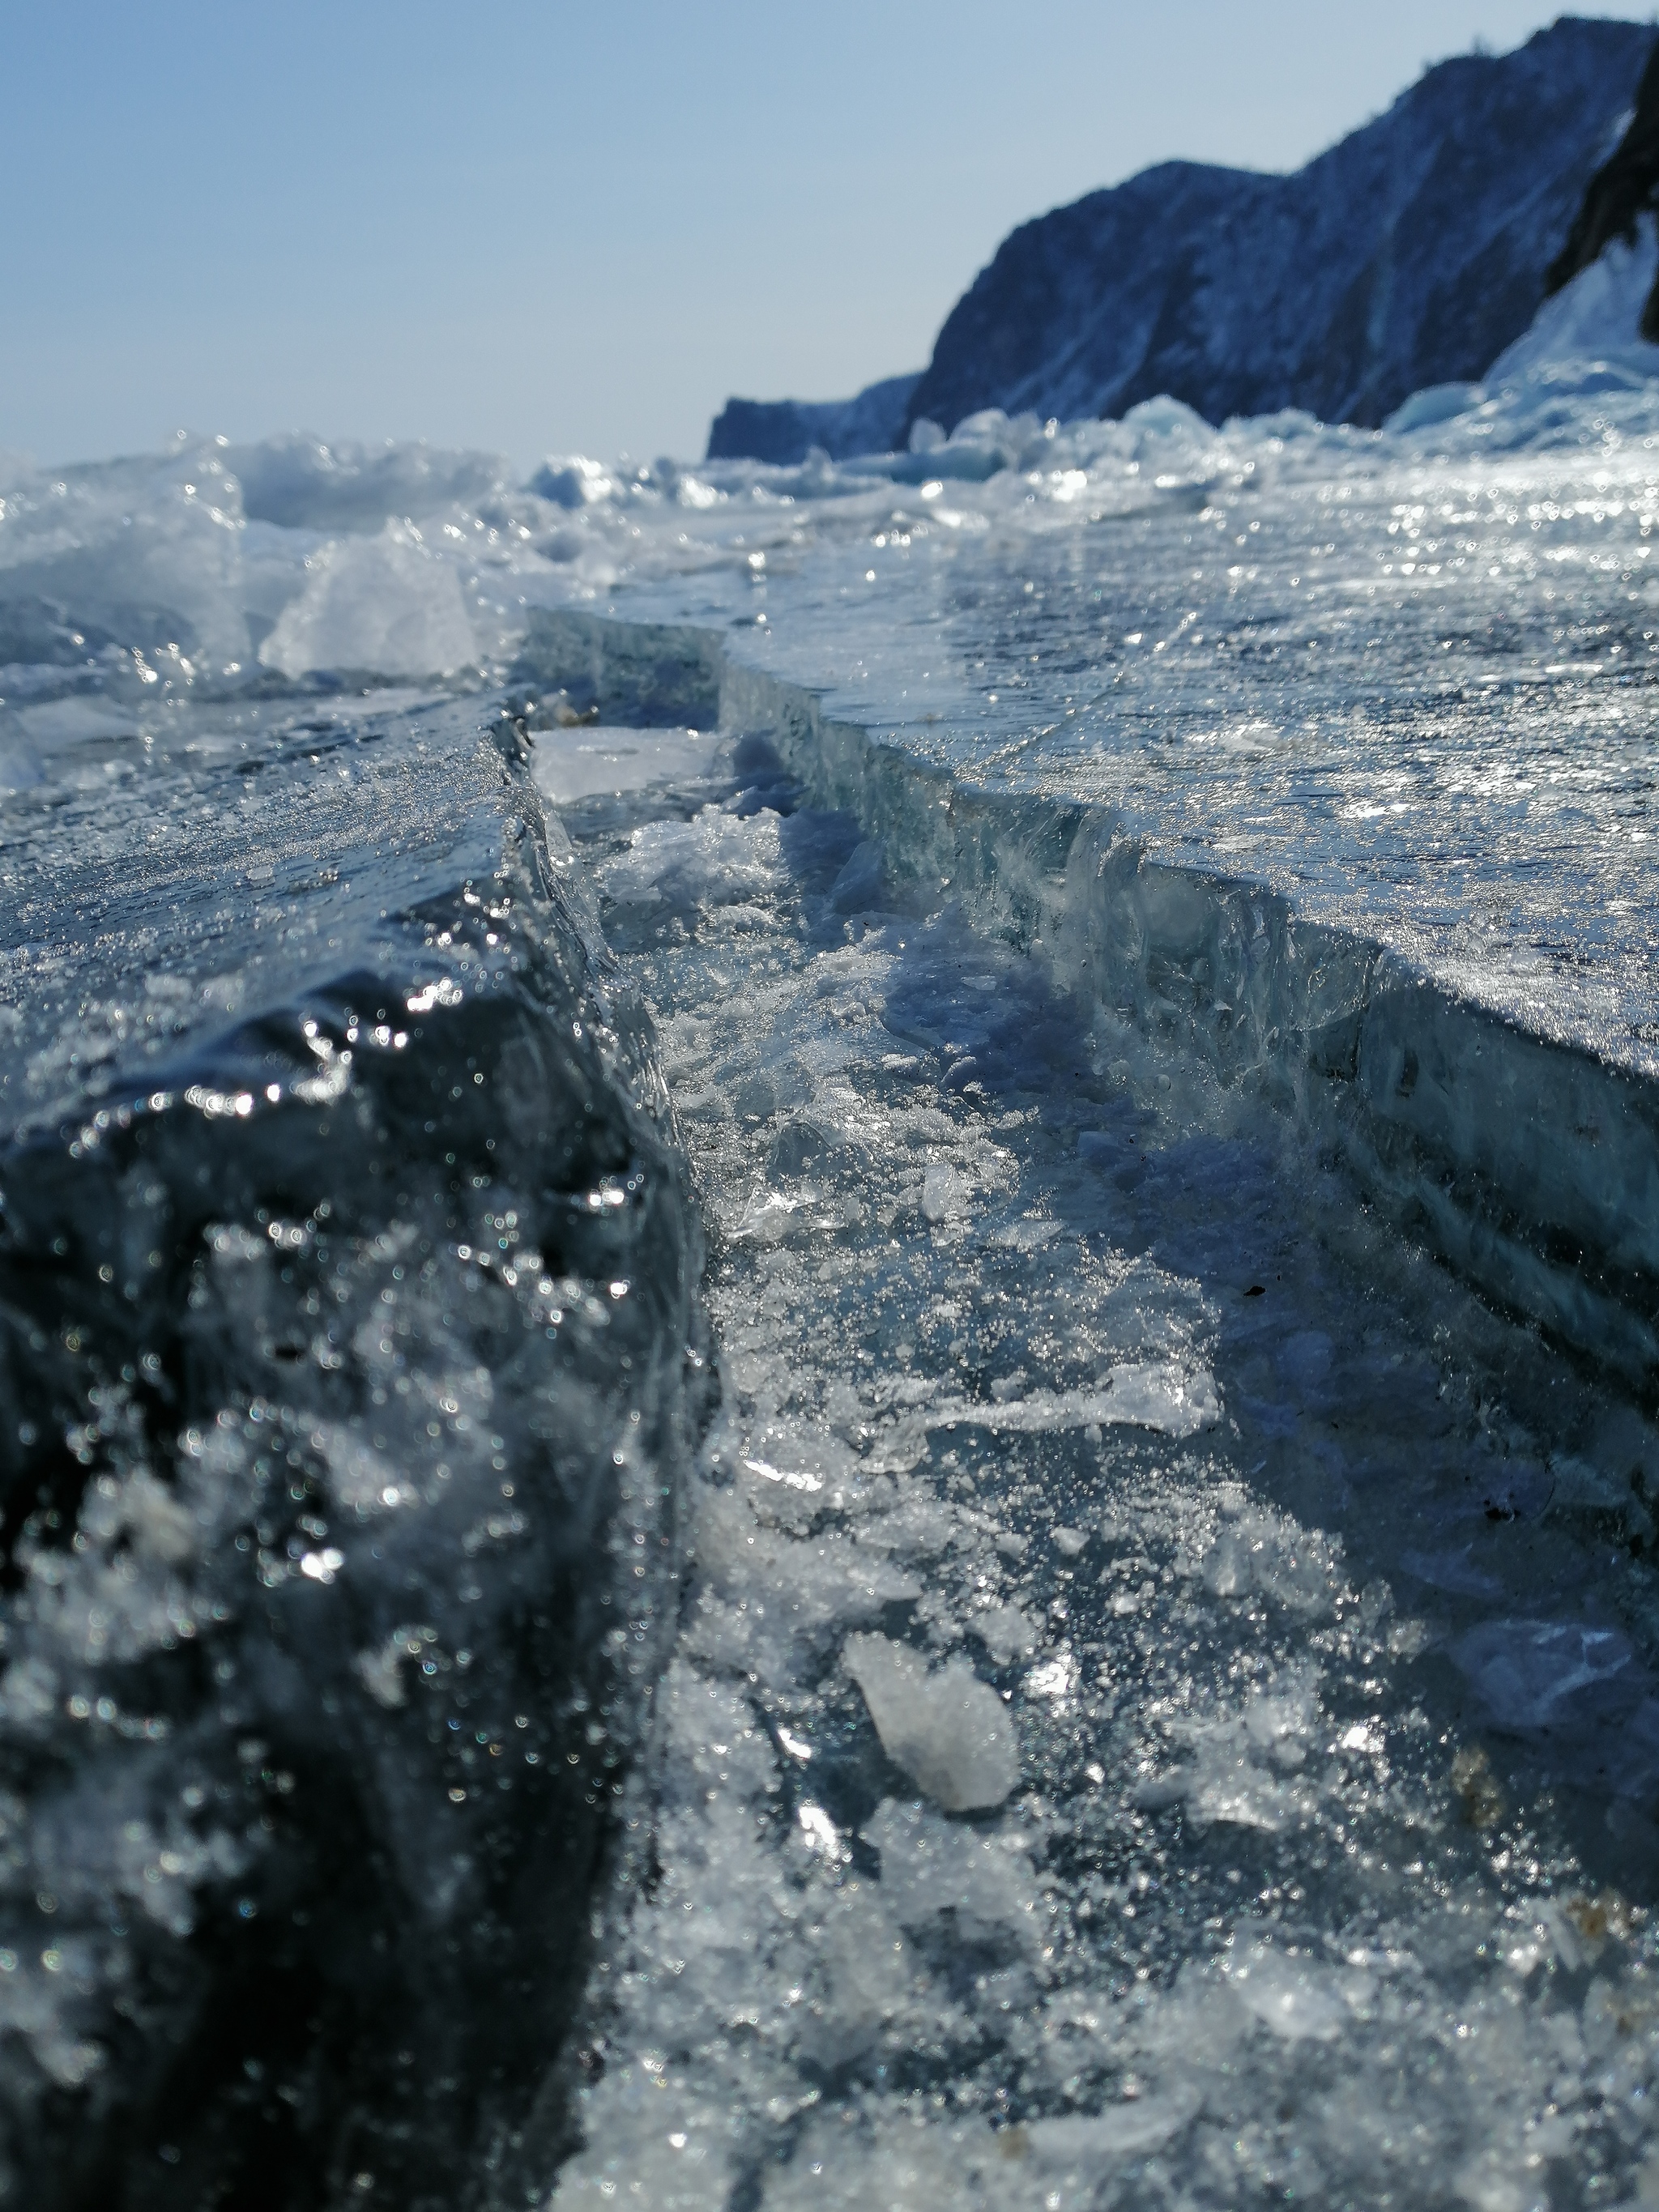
<box><xmin>0</xmin><ymin>697</ymin><xmax>707</xmax><ymax>2206</ymax></box>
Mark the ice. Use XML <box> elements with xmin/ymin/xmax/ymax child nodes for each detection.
<box><xmin>1223</xmin><ymin>1934</ymin><xmax>1353</xmax><ymax>2043</ymax></box>
<box><xmin>0</xmin><ymin>695</ymin><xmax>707</xmax><ymax>2205</ymax></box>
<box><xmin>1451</xmin><ymin>1619</ymin><xmax>1642</xmax><ymax>1732</ymax></box>
<box><xmin>531</xmin><ymin>688</ymin><xmax>1659</xmax><ymax>2209</ymax></box>
<box><xmin>17</xmin><ymin>341</ymin><xmax>1659</xmax><ymax>2203</ymax></box>
<box><xmin>532</xmin><ymin>725</ymin><xmax>722</xmax><ymax>803</ymax></box>
<box><xmin>1025</xmin><ymin>2086</ymin><xmax>1201</xmax><ymax>2162</ymax></box>
<box><xmin>15</xmin><ymin>369</ymin><xmax>1659</xmax><ymax>1105</ymax></box>
<box><xmin>842</xmin><ymin>1634</ymin><xmax>1019</xmax><ymax>1810</ymax></box>
<box><xmin>525</xmin><ymin>381</ymin><xmax>1659</xmax><ymax>1085</ymax></box>
<box><xmin>225</xmin><ymin>432</ymin><xmax>511</xmax><ymax>534</ymax></box>
<box><xmin>0</xmin><ymin>437</ymin><xmax>248</xmax><ymax>672</ymax></box>
<box><xmin>258</xmin><ymin>518</ymin><xmax>480</xmax><ymax>676</ymax></box>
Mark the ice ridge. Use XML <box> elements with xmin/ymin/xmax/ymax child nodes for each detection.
<box><xmin>0</xmin><ymin>701</ymin><xmax>707</xmax><ymax>2206</ymax></box>
<box><xmin>518</xmin><ymin>608</ymin><xmax>1659</xmax><ymax>1395</ymax></box>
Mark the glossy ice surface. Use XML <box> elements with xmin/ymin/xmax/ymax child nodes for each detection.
<box><xmin>609</xmin><ymin>387</ymin><xmax>1659</xmax><ymax>1076</ymax></box>
<box><xmin>5</xmin><ymin>282</ymin><xmax>1659</xmax><ymax>2205</ymax></box>
<box><xmin>541</xmin><ymin>719</ymin><xmax>1659</xmax><ymax>2212</ymax></box>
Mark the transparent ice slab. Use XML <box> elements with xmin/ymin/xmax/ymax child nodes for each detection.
<box><xmin>585</xmin><ymin>404</ymin><xmax>1659</xmax><ymax>1081</ymax></box>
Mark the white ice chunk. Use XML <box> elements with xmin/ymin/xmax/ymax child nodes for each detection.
<box><xmin>1025</xmin><ymin>2085</ymin><xmax>1201</xmax><ymax>2166</ymax></box>
<box><xmin>598</xmin><ymin>805</ymin><xmax>782</xmax><ymax>911</ymax></box>
<box><xmin>970</xmin><ymin>1601</ymin><xmax>1038</xmax><ymax>1664</ymax></box>
<box><xmin>258</xmin><ymin>519</ymin><xmax>478</xmax><ymax>677</ymax></box>
<box><xmin>1100</xmin><ymin>1360</ymin><xmax>1221</xmax><ymax>1434</ymax></box>
<box><xmin>921</xmin><ymin>1162</ymin><xmax>968</xmax><ymax>1222</ymax></box>
<box><xmin>844</xmin><ymin>1633</ymin><xmax>1018</xmax><ymax>1810</ymax></box>
<box><xmin>1225</xmin><ymin>1933</ymin><xmax>1355</xmax><ymax>2043</ymax></box>
<box><xmin>794</xmin><ymin>1883</ymin><xmax>916</xmax><ymax>2069</ymax></box>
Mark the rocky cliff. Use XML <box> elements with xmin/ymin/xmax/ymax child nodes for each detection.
<box><xmin>706</xmin><ymin>17</ymin><xmax>1656</xmax><ymax>458</ymax></box>
<box><xmin>1546</xmin><ymin>32</ymin><xmax>1659</xmax><ymax>338</ymax></box>
<box><xmin>705</xmin><ymin>372</ymin><xmax>919</xmax><ymax>465</ymax></box>
<box><xmin>906</xmin><ymin>16</ymin><xmax>1653</xmax><ymax>437</ymax></box>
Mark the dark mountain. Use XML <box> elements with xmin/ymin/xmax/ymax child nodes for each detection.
<box><xmin>705</xmin><ymin>373</ymin><xmax>920</xmax><ymax>465</ymax></box>
<box><xmin>907</xmin><ymin>15</ymin><xmax>1653</xmax><ymax>437</ymax></box>
<box><xmin>705</xmin><ymin>17</ymin><xmax>1655</xmax><ymax>458</ymax></box>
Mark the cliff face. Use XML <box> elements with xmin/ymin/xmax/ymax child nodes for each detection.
<box><xmin>1547</xmin><ymin>35</ymin><xmax>1659</xmax><ymax>337</ymax></box>
<box><xmin>905</xmin><ymin>17</ymin><xmax>1653</xmax><ymax>438</ymax></box>
<box><xmin>705</xmin><ymin>373</ymin><xmax>919</xmax><ymax>464</ymax></box>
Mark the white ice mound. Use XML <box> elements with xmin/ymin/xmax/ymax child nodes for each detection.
<box><xmin>0</xmin><ymin>440</ymin><xmax>249</xmax><ymax>671</ymax></box>
<box><xmin>843</xmin><ymin>1631</ymin><xmax>1018</xmax><ymax>1810</ymax></box>
<box><xmin>258</xmin><ymin>518</ymin><xmax>479</xmax><ymax>677</ymax></box>
<box><xmin>1025</xmin><ymin>2088</ymin><xmax>1201</xmax><ymax>2167</ymax></box>
<box><xmin>1487</xmin><ymin>218</ymin><xmax>1659</xmax><ymax>386</ymax></box>
<box><xmin>228</xmin><ymin>433</ymin><xmax>510</xmax><ymax>532</ymax></box>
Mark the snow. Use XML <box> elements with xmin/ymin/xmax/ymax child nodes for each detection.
<box><xmin>1488</xmin><ymin>218</ymin><xmax>1659</xmax><ymax>386</ymax></box>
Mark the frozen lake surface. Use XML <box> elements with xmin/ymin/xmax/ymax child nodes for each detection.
<box><xmin>608</xmin><ymin>390</ymin><xmax>1659</xmax><ymax>1080</ymax></box>
<box><xmin>539</xmin><ymin>714</ymin><xmax>1659</xmax><ymax>2212</ymax></box>
<box><xmin>9</xmin><ymin>335</ymin><xmax>1659</xmax><ymax>1076</ymax></box>
<box><xmin>6</xmin><ymin>318</ymin><xmax>1659</xmax><ymax>2202</ymax></box>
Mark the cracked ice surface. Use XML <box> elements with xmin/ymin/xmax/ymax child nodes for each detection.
<box><xmin>539</xmin><ymin>727</ymin><xmax>1659</xmax><ymax>2211</ymax></box>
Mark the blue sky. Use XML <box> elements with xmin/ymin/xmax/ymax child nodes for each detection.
<box><xmin>0</xmin><ymin>4</ymin><xmax>1645</xmax><ymax>471</ymax></box>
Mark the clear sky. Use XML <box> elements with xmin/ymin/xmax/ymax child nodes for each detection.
<box><xmin>0</xmin><ymin>3</ymin><xmax>1646</xmax><ymax>472</ymax></box>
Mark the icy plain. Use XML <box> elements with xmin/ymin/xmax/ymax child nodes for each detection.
<box><xmin>536</xmin><ymin>713</ymin><xmax>1659</xmax><ymax>2212</ymax></box>
<box><xmin>4</xmin><ymin>261</ymin><xmax>1659</xmax><ymax>2206</ymax></box>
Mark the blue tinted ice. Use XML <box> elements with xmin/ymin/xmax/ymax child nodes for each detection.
<box><xmin>4</xmin><ymin>259</ymin><xmax>1659</xmax><ymax>2205</ymax></box>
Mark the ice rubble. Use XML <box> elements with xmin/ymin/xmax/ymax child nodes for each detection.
<box><xmin>536</xmin><ymin>714</ymin><xmax>1659</xmax><ymax>2211</ymax></box>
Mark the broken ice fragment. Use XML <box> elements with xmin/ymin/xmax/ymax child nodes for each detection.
<box><xmin>1226</xmin><ymin>1934</ymin><xmax>1354</xmax><ymax>2042</ymax></box>
<box><xmin>843</xmin><ymin>1632</ymin><xmax>1018</xmax><ymax>1811</ymax></box>
<box><xmin>1024</xmin><ymin>2086</ymin><xmax>1201</xmax><ymax>2166</ymax></box>
<box><xmin>970</xmin><ymin>1602</ymin><xmax>1037</xmax><ymax>1664</ymax></box>
<box><xmin>921</xmin><ymin>1163</ymin><xmax>967</xmax><ymax>1222</ymax></box>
